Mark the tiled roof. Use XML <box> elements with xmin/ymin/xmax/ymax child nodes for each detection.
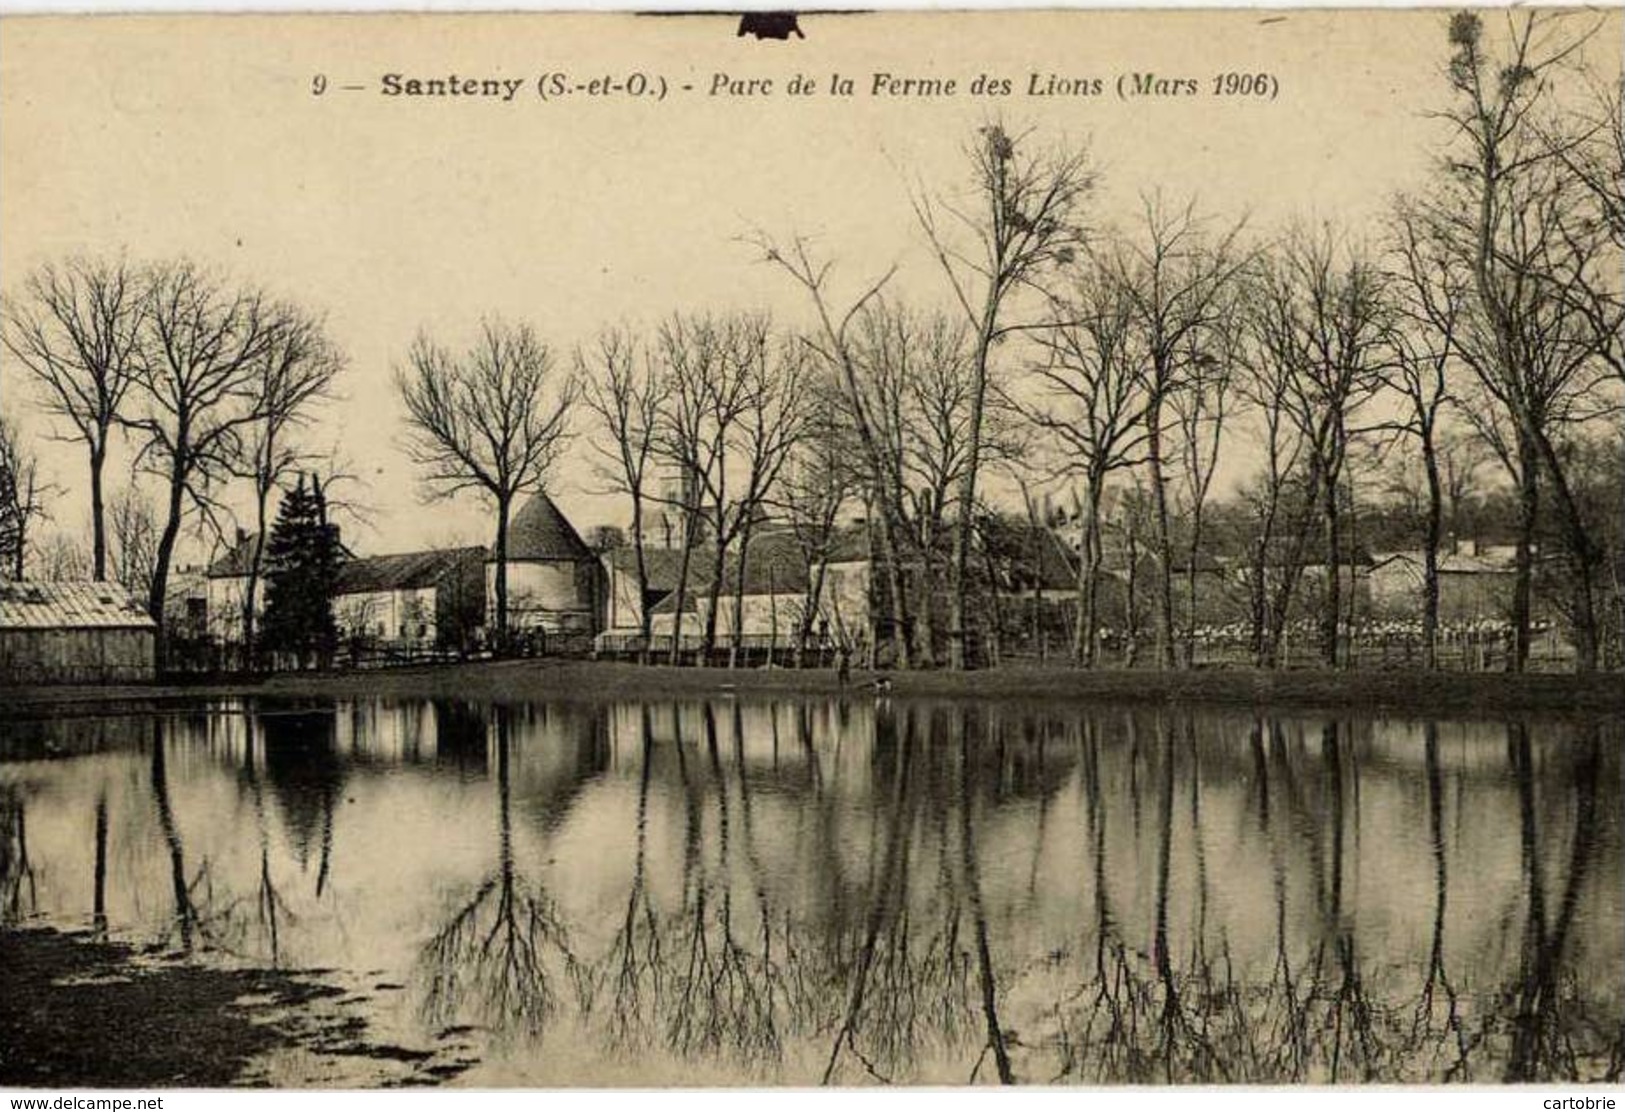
<box><xmin>207</xmin><ymin>534</ymin><xmax>263</xmax><ymax>577</ymax></box>
<box><xmin>1376</xmin><ymin>550</ymin><xmax>1517</xmax><ymax>576</ymax></box>
<box><xmin>647</xmin><ymin>532</ymin><xmax>811</xmax><ymax>612</ymax></box>
<box><xmin>501</xmin><ymin>494</ymin><xmax>594</xmax><ymax>563</ymax></box>
<box><xmin>605</xmin><ymin>546</ymin><xmax>688</xmax><ymax>593</ymax></box>
<box><xmin>335</xmin><ymin>547</ymin><xmax>486</xmax><ymax>595</ymax></box>
<box><xmin>0</xmin><ymin>580</ymin><xmax>156</xmax><ymax>630</ymax></box>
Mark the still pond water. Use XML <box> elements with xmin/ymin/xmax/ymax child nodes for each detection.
<box><xmin>2</xmin><ymin>696</ymin><xmax>1621</xmax><ymax>1086</ymax></box>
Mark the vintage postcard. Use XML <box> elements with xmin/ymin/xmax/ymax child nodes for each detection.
<box><xmin>1</xmin><ymin>6</ymin><xmax>1621</xmax><ymax>1093</ymax></box>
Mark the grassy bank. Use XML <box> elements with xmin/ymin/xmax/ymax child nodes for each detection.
<box><xmin>2</xmin><ymin>658</ymin><xmax>1620</xmax><ymax>718</ymax></box>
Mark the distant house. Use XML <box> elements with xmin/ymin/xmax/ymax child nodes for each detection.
<box><xmin>489</xmin><ymin>493</ymin><xmax>602</xmax><ymax>640</ymax></box>
<box><xmin>1370</xmin><ymin>543</ymin><xmax>1517</xmax><ymax>622</ymax></box>
<box><xmin>646</xmin><ymin>531</ymin><xmax>813</xmax><ymax>651</ymax></box>
<box><xmin>601</xmin><ymin>546</ymin><xmax>687</xmax><ymax>635</ymax></box>
<box><xmin>0</xmin><ymin>580</ymin><xmax>157</xmax><ymax>686</ymax></box>
<box><xmin>334</xmin><ymin>547</ymin><xmax>486</xmax><ymax>649</ymax></box>
<box><xmin>164</xmin><ymin>564</ymin><xmax>210</xmax><ymax>641</ymax></box>
<box><xmin>204</xmin><ymin>531</ymin><xmax>265</xmax><ymax>643</ymax></box>
<box><xmin>992</xmin><ymin>524</ymin><xmax>1080</xmax><ymax>602</ymax></box>
<box><xmin>205</xmin><ymin>532</ymin><xmax>486</xmax><ymax>650</ymax></box>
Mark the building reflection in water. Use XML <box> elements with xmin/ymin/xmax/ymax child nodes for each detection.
<box><xmin>0</xmin><ymin>696</ymin><xmax>1618</xmax><ymax>1085</ymax></box>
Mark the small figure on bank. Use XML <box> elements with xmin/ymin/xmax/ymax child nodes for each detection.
<box><xmin>837</xmin><ymin>647</ymin><xmax>851</xmax><ymax>688</ymax></box>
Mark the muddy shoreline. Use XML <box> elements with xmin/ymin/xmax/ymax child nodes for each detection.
<box><xmin>0</xmin><ymin>927</ymin><xmax>472</xmax><ymax>1088</ymax></box>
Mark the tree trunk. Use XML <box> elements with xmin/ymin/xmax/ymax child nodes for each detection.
<box><xmin>242</xmin><ymin>484</ymin><xmax>270</xmax><ymax>671</ymax></box>
<box><xmin>1531</xmin><ymin>427</ymin><xmax>1600</xmax><ymax>673</ymax></box>
<box><xmin>1321</xmin><ymin>468</ymin><xmax>1342</xmax><ymax>669</ymax></box>
<box><xmin>631</xmin><ymin>497</ymin><xmax>652</xmax><ymax>665</ymax></box>
<box><xmin>1509</xmin><ymin>435</ymin><xmax>1538</xmax><ymax>674</ymax></box>
<box><xmin>1420</xmin><ymin>425</ymin><xmax>1443</xmax><ymax>671</ymax></box>
<box><xmin>873</xmin><ymin>507</ymin><xmax>913</xmax><ymax>670</ymax></box>
<box><xmin>701</xmin><ymin>526</ymin><xmax>728</xmax><ymax>665</ymax></box>
<box><xmin>728</xmin><ymin>525</ymin><xmax>753</xmax><ymax>669</ymax></box>
<box><xmin>493</xmin><ymin>497</ymin><xmax>511</xmax><ymax>655</ymax></box>
<box><xmin>795</xmin><ymin>559</ymin><xmax>828</xmax><ymax>669</ymax></box>
<box><xmin>1073</xmin><ymin>484</ymin><xmax>1104</xmax><ymax>666</ymax></box>
<box><xmin>948</xmin><ymin>325</ymin><xmax>996</xmax><ymax>671</ymax></box>
<box><xmin>1183</xmin><ymin>506</ymin><xmax>1206</xmax><ymax>669</ymax></box>
<box><xmin>914</xmin><ymin>540</ymin><xmax>938</xmax><ymax>669</ymax></box>
<box><xmin>667</xmin><ymin>509</ymin><xmax>699</xmax><ymax>666</ymax></box>
<box><xmin>89</xmin><ymin>441</ymin><xmax>107</xmax><ymax>582</ymax></box>
<box><xmin>1145</xmin><ymin>394</ymin><xmax>1177</xmax><ymax>670</ymax></box>
<box><xmin>148</xmin><ymin>462</ymin><xmax>188</xmax><ymax>663</ymax></box>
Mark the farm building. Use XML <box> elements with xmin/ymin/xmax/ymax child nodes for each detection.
<box><xmin>1369</xmin><ymin>545</ymin><xmax>1518</xmax><ymax>622</ymax></box>
<box><xmin>204</xmin><ymin>531</ymin><xmax>265</xmax><ymax>644</ymax></box>
<box><xmin>0</xmin><ymin>580</ymin><xmax>157</xmax><ymax>686</ymax></box>
<box><xmin>488</xmin><ymin>493</ymin><xmax>603</xmax><ymax>641</ymax></box>
<box><xmin>601</xmin><ymin>546</ymin><xmax>687</xmax><ymax>638</ymax></box>
<box><xmin>335</xmin><ymin>546</ymin><xmax>487</xmax><ymax>650</ymax></box>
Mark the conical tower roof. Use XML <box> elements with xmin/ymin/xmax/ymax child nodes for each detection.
<box><xmin>502</xmin><ymin>492</ymin><xmax>594</xmax><ymax>562</ymax></box>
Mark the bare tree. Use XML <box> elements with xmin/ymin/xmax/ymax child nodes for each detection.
<box><xmin>1381</xmin><ymin>199</ymin><xmax>1469</xmax><ymax>669</ymax></box>
<box><xmin>34</xmin><ymin>531</ymin><xmax>90</xmax><ymax>582</ymax></box>
<box><xmin>1170</xmin><ymin>333</ymin><xmax>1238</xmax><ymax>667</ymax></box>
<box><xmin>234</xmin><ymin>306</ymin><xmax>343</xmax><ymax>665</ymax></box>
<box><xmin>396</xmin><ymin>317</ymin><xmax>576</xmax><ymax>652</ymax></box>
<box><xmin>108</xmin><ymin>484</ymin><xmax>160</xmax><ymax>603</ymax></box>
<box><xmin>1247</xmin><ymin>228</ymin><xmax>1391</xmax><ymax>668</ymax></box>
<box><xmin>913</xmin><ymin>122</ymin><xmax>1095</xmax><ymax>669</ymax></box>
<box><xmin>125</xmin><ymin>259</ymin><xmax>281</xmax><ymax>625</ymax></box>
<box><xmin>649</xmin><ymin>313</ymin><xmax>748</xmax><ymax>664</ymax></box>
<box><xmin>1427</xmin><ymin>10</ymin><xmax>1620</xmax><ymax>671</ymax></box>
<box><xmin>1544</xmin><ymin>75</ymin><xmax>1624</xmax><ymax>384</ymax></box>
<box><xmin>725</xmin><ymin>325</ymin><xmax>810</xmax><ymax>668</ymax></box>
<box><xmin>1019</xmin><ymin>271</ymin><xmax>1148</xmax><ymax>664</ymax></box>
<box><xmin>0</xmin><ymin>411</ymin><xmax>52</xmax><ymax>580</ymax></box>
<box><xmin>751</xmin><ymin>235</ymin><xmax>915</xmax><ymax>669</ymax></box>
<box><xmin>772</xmin><ymin>380</ymin><xmax>858</xmax><ymax>666</ymax></box>
<box><xmin>1097</xmin><ymin>195</ymin><xmax>1250</xmax><ymax>669</ymax></box>
<box><xmin>1</xmin><ymin>256</ymin><xmax>144</xmax><ymax>581</ymax></box>
<box><xmin>579</xmin><ymin>326</ymin><xmax>668</xmax><ymax>662</ymax></box>
<box><xmin>852</xmin><ymin>302</ymin><xmax>979</xmax><ymax>666</ymax></box>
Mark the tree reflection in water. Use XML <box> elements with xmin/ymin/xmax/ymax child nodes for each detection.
<box><xmin>417</xmin><ymin>703</ymin><xmax>585</xmax><ymax>1042</ymax></box>
<box><xmin>0</xmin><ymin>784</ymin><xmax>34</xmax><ymax>923</ymax></box>
<box><xmin>4</xmin><ymin>696</ymin><xmax>1618</xmax><ymax>1085</ymax></box>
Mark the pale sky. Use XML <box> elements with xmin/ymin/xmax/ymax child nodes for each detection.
<box><xmin>2</xmin><ymin>9</ymin><xmax>1619</xmax><ymax>563</ymax></box>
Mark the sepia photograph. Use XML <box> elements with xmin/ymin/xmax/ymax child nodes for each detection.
<box><xmin>0</xmin><ymin>5</ymin><xmax>1622</xmax><ymax>1094</ymax></box>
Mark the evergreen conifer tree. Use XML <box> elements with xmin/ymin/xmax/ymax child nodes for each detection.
<box><xmin>261</xmin><ymin>474</ymin><xmax>341</xmax><ymax>665</ymax></box>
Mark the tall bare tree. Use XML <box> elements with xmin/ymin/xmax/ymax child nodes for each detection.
<box><xmin>650</xmin><ymin>313</ymin><xmax>748</xmax><ymax>664</ymax></box>
<box><xmin>772</xmin><ymin>380</ymin><xmax>858</xmax><ymax>667</ymax></box>
<box><xmin>1170</xmin><ymin>334</ymin><xmax>1238</xmax><ymax>667</ymax></box>
<box><xmin>1382</xmin><ymin>199</ymin><xmax>1468</xmax><ymax>669</ymax></box>
<box><xmin>852</xmin><ymin>302</ymin><xmax>979</xmax><ymax>666</ymax></box>
<box><xmin>126</xmin><ymin>259</ymin><xmax>280</xmax><ymax>624</ymax></box>
<box><xmin>580</xmin><ymin>326</ymin><xmax>668</xmax><ymax>662</ymax></box>
<box><xmin>1247</xmin><ymin>228</ymin><xmax>1391</xmax><ymax>668</ymax></box>
<box><xmin>1098</xmin><ymin>195</ymin><xmax>1249</xmax><ymax>669</ymax></box>
<box><xmin>235</xmin><ymin>306</ymin><xmax>343</xmax><ymax>665</ymax></box>
<box><xmin>1428</xmin><ymin>10</ymin><xmax>1619</xmax><ymax>671</ymax></box>
<box><xmin>1020</xmin><ymin>271</ymin><xmax>1148</xmax><ymax>664</ymax></box>
<box><xmin>913</xmin><ymin>122</ymin><xmax>1094</xmax><ymax>669</ymax></box>
<box><xmin>396</xmin><ymin>317</ymin><xmax>576</xmax><ymax>651</ymax></box>
<box><xmin>1</xmin><ymin>256</ymin><xmax>144</xmax><ymax>581</ymax></box>
<box><xmin>753</xmin><ymin>235</ymin><xmax>914</xmax><ymax>669</ymax></box>
<box><xmin>725</xmin><ymin>325</ymin><xmax>810</xmax><ymax>668</ymax></box>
